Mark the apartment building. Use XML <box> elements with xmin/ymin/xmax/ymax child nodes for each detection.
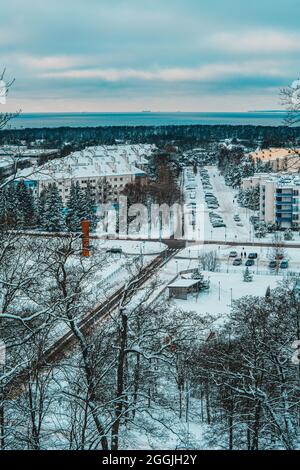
<box><xmin>242</xmin><ymin>173</ymin><xmax>300</xmax><ymax>228</ymax></box>
<box><xmin>16</xmin><ymin>144</ymin><xmax>152</xmax><ymax>205</ymax></box>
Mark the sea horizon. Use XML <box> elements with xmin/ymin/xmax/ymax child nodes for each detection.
<box><xmin>8</xmin><ymin>111</ymin><xmax>290</xmax><ymax>129</ymax></box>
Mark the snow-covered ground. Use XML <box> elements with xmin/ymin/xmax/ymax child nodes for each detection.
<box><xmin>94</xmin><ymin>239</ymin><xmax>166</xmax><ymax>255</ymax></box>
<box><xmin>171</xmin><ymin>271</ymin><xmax>282</xmax><ymax>322</ymax></box>
<box><xmin>177</xmin><ymin>243</ymin><xmax>300</xmax><ymax>275</ymax></box>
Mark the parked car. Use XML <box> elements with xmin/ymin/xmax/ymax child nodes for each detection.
<box><xmin>106</xmin><ymin>247</ymin><xmax>123</xmax><ymax>254</ymax></box>
<box><xmin>213</xmin><ymin>222</ymin><xmax>226</xmax><ymax>227</ymax></box>
<box><xmin>269</xmin><ymin>260</ymin><xmax>277</xmax><ymax>269</ymax></box>
<box><xmin>280</xmin><ymin>260</ymin><xmax>289</xmax><ymax>269</ymax></box>
<box><xmin>248</xmin><ymin>253</ymin><xmax>258</xmax><ymax>259</ymax></box>
<box><xmin>229</xmin><ymin>251</ymin><xmax>238</xmax><ymax>258</ymax></box>
<box><xmin>233</xmin><ymin>258</ymin><xmax>243</xmax><ymax>266</ymax></box>
<box><xmin>245</xmin><ymin>259</ymin><xmax>255</xmax><ymax>266</ymax></box>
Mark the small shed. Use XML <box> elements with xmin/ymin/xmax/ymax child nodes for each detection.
<box><xmin>168</xmin><ymin>278</ymin><xmax>202</xmax><ymax>300</ymax></box>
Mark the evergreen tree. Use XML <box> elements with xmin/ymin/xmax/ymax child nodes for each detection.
<box><xmin>66</xmin><ymin>181</ymin><xmax>96</xmax><ymax>232</ymax></box>
<box><xmin>265</xmin><ymin>285</ymin><xmax>271</xmax><ymax>300</ymax></box>
<box><xmin>82</xmin><ymin>181</ymin><xmax>96</xmax><ymax>229</ymax></box>
<box><xmin>284</xmin><ymin>229</ymin><xmax>294</xmax><ymax>241</ymax></box>
<box><xmin>43</xmin><ymin>183</ymin><xmax>65</xmax><ymax>232</ymax></box>
<box><xmin>36</xmin><ymin>189</ymin><xmax>47</xmax><ymax>227</ymax></box>
<box><xmin>15</xmin><ymin>180</ymin><xmax>35</xmax><ymax>228</ymax></box>
<box><xmin>66</xmin><ymin>181</ymin><xmax>82</xmax><ymax>232</ymax></box>
<box><xmin>243</xmin><ymin>267</ymin><xmax>253</xmax><ymax>282</ymax></box>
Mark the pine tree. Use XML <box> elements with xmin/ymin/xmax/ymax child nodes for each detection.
<box><xmin>265</xmin><ymin>285</ymin><xmax>271</xmax><ymax>300</ymax></box>
<box><xmin>36</xmin><ymin>189</ymin><xmax>47</xmax><ymax>227</ymax></box>
<box><xmin>66</xmin><ymin>181</ymin><xmax>96</xmax><ymax>232</ymax></box>
<box><xmin>66</xmin><ymin>181</ymin><xmax>81</xmax><ymax>232</ymax></box>
<box><xmin>5</xmin><ymin>184</ymin><xmax>18</xmax><ymax>227</ymax></box>
<box><xmin>243</xmin><ymin>267</ymin><xmax>253</xmax><ymax>282</ymax></box>
<box><xmin>284</xmin><ymin>229</ymin><xmax>294</xmax><ymax>241</ymax></box>
<box><xmin>16</xmin><ymin>180</ymin><xmax>35</xmax><ymax>228</ymax></box>
<box><xmin>82</xmin><ymin>181</ymin><xmax>96</xmax><ymax>229</ymax></box>
<box><xmin>43</xmin><ymin>183</ymin><xmax>65</xmax><ymax>232</ymax></box>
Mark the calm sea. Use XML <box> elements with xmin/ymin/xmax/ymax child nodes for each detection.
<box><xmin>9</xmin><ymin>112</ymin><xmax>288</xmax><ymax>129</ymax></box>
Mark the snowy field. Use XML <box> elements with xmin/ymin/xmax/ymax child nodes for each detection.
<box><xmin>171</xmin><ymin>271</ymin><xmax>282</xmax><ymax>322</ymax></box>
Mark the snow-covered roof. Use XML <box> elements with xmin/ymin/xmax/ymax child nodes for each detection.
<box><xmin>15</xmin><ymin>144</ymin><xmax>151</xmax><ymax>182</ymax></box>
<box><xmin>168</xmin><ymin>278</ymin><xmax>200</xmax><ymax>288</ymax></box>
<box><xmin>0</xmin><ymin>157</ymin><xmax>12</xmax><ymax>169</ymax></box>
<box><xmin>0</xmin><ymin>146</ymin><xmax>58</xmax><ymax>157</ymax></box>
<box><xmin>249</xmin><ymin>147</ymin><xmax>300</xmax><ymax>161</ymax></box>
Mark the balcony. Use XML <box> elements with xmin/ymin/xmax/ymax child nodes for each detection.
<box><xmin>276</xmin><ymin>215</ymin><xmax>292</xmax><ymax>221</ymax></box>
<box><xmin>276</xmin><ymin>210</ymin><xmax>293</xmax><ymax>216</ymax></box>
<box><xmin>275</xmin><ymin>190</ymin><xmax>294</xmax><ymax>197</ymax></box>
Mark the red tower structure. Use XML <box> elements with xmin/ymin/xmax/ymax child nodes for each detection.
<box><xmin>81</xmin><ymin>219</ymin><xmax>90</xmax><ymax>257</ymax></box>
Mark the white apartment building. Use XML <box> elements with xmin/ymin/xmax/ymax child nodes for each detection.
<box><xmin>16</xmin><ymin>144</ymin><xmax>153</xmax><ymax>205</ymax></box>
<box><xmin>242</xmin><ymin>173</ymin><xmax>300</xmax><ymax>228</ymax></box>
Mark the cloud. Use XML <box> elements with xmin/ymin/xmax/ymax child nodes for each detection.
<box><xmin>0</xmin><ymin>0</ymin><xmax>299</xmax><ymax>111</ymax></box>
<box><xmin>39</xmin><ymin>61</ymin><xmax>287</xmax><ymax>83</ymax></box>
<box><xmin>20</xmin><ymin>55</ymin><xmax>88</xmax><ymax>70</ymax></box>
<box><xmin>209</xmin><ymin>30</ymin><xmax>300</xmax><ymax>54</ymax></box>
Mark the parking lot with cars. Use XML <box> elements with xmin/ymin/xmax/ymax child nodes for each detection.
<box><xmin>183</xmin><ymin>165</ymin><xmax>254</xmax><ymax>242</ymax></box>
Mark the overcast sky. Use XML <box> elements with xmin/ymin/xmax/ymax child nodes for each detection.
<box><xmin>1</xmin><ymin>0</ymin><xmax>299</xmax><ymax>112</ymax></box>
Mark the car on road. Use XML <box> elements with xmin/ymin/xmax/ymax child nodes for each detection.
<box><xmin>245</xmin><ymin>259</ymin><xmax>255</xmax><ymax>266</ymax></box>
<box><xmin>248</xmin><ymin>253</ymin><xmax>258</xmax><ymax>259</ymax></box>
<box><xmin>229</xmin><ymin>251</ymin><xmax>238</xmax><ymax>257</ymax></box>
<box><xmin>269</xmin><ymin>260</ymin><xmax>277</xmax><ymax>269</ymax></box>
<box><xmin>280</xmin><ymin>260</ymin><xmax>289</xmax><ymax>269</ymax></box>
<box><xmin>233</xmin><ymin>258</ymin><xmax>243</xmax><ymax>266</ymax></box>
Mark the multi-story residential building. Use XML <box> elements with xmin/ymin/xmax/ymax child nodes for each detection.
<box><xmin>242</xmin><ymin>173</ymin><xmax>300</xmax><ymax>228</ymax></box>
<box><xmin>241</xmin><ymin>173</ymin><xmax>271</xmax><ymax>190</ymax></box>
<box><xmin>249</xmin><ymin>148</ymin><xmax>300</xmax><ymax>172</ymax></box>
<box><xmin>16</xmin><ymin>144</ymin><xmax>152</xmax><ymax>205</ymax></box>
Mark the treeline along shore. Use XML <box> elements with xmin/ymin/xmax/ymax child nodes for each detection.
<box><xmin>1</xmin><ymin>124</ymin><xmax>300</xmax><ymax>146</ymax></box>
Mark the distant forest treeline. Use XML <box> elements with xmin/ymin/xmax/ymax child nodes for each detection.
<box><xmin>1</xmin><ymin>124</ymin><xmax>300</xmax><ymax>146</ymax></box>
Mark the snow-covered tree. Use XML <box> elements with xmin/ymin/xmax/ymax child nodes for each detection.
<box><xmin>284</xmin><ymin>229</ymin><xmax>294</xmax><ymax>241</ymax></box>
<box><xmin>42</xmin><ymin>183</ymin><xmax>65</xmax><ymax>232</ymax></box>
<box><xmin>243</xmin><ymin>267</ymin><xmax>253</xmax><ymax>282</ymax></box>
